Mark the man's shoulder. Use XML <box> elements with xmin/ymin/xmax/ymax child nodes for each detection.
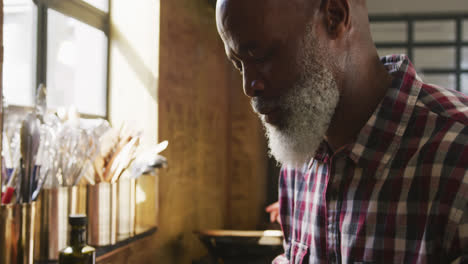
<box><xmin>417</xmin><ymin>82</ymin><xmax>468</xmax><ymax>126</ymax></box>
<box><xmin>402</xmin><ymin>82</ymin><xmax>468</xmax><ymax>171</ymax></box>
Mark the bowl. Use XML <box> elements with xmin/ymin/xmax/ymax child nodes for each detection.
<box><xmin>195</xmin><ymin>229</ymin><xmax>284</xmax><ymax>264</ymax></box>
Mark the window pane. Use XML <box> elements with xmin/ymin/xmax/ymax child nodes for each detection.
<box><xmin>3</xmin><ymin>0</ymin><xmax>36</xmax><ymax>106</ymax></box>
<box><xmin>462</xmin><ymin>74</ymin><xmax>468</xmax><ymax>95</ymax></box>
<box><xmin>414</xmin><ymin>48</ymin><xmax>456</xmax><ymax>69</ymax></box>
<box><xmin>82</xmin><ymin>0</ymin><xmax>109</xmax><ymax>12</ymax></box>
<box><xmin>47</xmin><ymin>9</ymin><xmax>108</xmax><ymax>116</ymax></box>
<box><xmin>463</xmin><ymin>20</ymin><xmax>468</xmax><ymax>41</ymax></box>
<box><xmin>414</xmin><ymin>21</ymin><xmax>455</xmax><ymax>42</ymax></box>
<box><xmin>421</xmin><ymin>74</ymin><xmax>456</xmax><ymax>90</ymax></box>
<box><xmin>377</xmin><ymin>48</ymin><xmax>407</xmax><ymax>58</ymax></box>
<box><xmin>462</xmin><ymin>48</ymin><xmax>468</xmax><ymax>70</ymax></box>
<box><xmin>371</xmin><ymin>22</ymin><xmax>407</xmax><ymax>43</ymax></box>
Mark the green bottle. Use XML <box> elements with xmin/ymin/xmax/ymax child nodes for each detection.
<box><xmin>59</xmin><ymin>214</ymin><xmax>96</xmax><ymax>264</ymax></box>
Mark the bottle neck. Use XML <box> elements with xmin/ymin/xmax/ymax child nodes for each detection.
<box><xmin>70</xmin><ymin>225</ymin><xmax>87</xmax><ymax>247</ymax></box>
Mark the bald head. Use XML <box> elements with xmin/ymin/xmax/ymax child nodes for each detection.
<box><xmin>216</xmin><ymin>0</ymin><xmax>369</xmax><ymax>50</ymax></box>
<box><xmin>216</xmin><ymin>0</ymin><xmax>315</xmax><ymax>59</ymax></box>
<box><xmin>216</xmin><ymin>0</ymin><xmax>316</xmax><ymax>32</ymax></box>
<box><xmin>215</xmin><ymin>0</ymin><xmax>375</xmax><ymax>96</ymax></box>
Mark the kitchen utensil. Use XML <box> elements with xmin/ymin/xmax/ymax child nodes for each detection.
<box><xmin>130</xmin><ymin>155</ymin><xmax>167</xmax><ymax>178</ymax></box>
<box><xmin>35</xmin><ymin>84</ymin><xmax>47</xmax><ymax>124</ymax></box>
<box><xmin>42</xmin><ymin>120</ymin><xmax>98</xmax><ymax>188</ymax></box>
<box><xmin>130</xmin><ymin>141</ymin><xmax>169</xmax><ymax>178</ymax></box>
<box><xmin>3</xmin><ymin>130</ymin><xmax>21</xmax><ymax>203</ymax></box>
<box><xmin>19</xmin><ymin>114</ymin><xmax>41</xmax><ymax>203</ymax></box>
<box><xmin>108</xmin><ymin>137</ymin><xmax>139</xmax><ymax>183</ymax></box>
<box><xmin>1</xmin><ymin>187</ymin><xmax>14</xmax><ymax>204</ymax></box>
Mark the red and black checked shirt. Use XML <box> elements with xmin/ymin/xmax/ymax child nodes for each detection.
<box><xmin>273</xmin><ymin>55</ymin><xmax>468</xmax><ymax>264</ymax></box>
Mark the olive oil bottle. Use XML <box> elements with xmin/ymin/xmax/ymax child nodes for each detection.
<box><xmin>59</xmin><ymin>215</ymin><xmax>96</xmax><ymax>264</ymax></box>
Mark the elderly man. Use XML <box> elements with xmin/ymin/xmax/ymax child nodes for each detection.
<box><xmin>216</xmin><ymin>0</ymin><xmax>468</xmax><ymax>263</ymax></box>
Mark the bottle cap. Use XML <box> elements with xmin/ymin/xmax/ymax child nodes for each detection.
<box><xmin>69</xmin><ymin>214</ymin><xmax>87</xmax><ymax>226</ymax></box>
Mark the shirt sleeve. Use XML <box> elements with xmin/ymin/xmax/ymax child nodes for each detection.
<box><xmin>273</xmin><ymin>167</ymin><xmax>295</xmax><ymax>263</ymax></box>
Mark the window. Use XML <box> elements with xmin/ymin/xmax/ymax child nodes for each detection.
<box><xmin>370</xmin><ymin>13</ymin><xmax>468</xmax><ymax>92</ymax></box>
<box><xmin>3</xmin><ymin>0</ymin><xmax>36</xmax><ymax>106</ymax></box>
<box><xmin>3</xmin><ymin>0</ymin><xmax>109</xmax><ymax>117</ymax></box>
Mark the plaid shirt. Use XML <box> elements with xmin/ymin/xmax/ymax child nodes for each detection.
<box><xmin>273</xmin><ymin>55</ymin><xmax>468</xmax><ymax>264</ymax></box>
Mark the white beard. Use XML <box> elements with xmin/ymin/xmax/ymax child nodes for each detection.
<box><xmin>252</xmin><ymin>27</ymin><xmax>340</xmax><ymax>167</ymax></box>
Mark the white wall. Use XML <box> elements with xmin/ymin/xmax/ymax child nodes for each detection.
<box><xmin>108</xmin><ymin>0</ymin><xmax>160</xmax><ymax>146</ymax></box>
<box><xmin>368</xmin><ymin>0</ymin><xmax>468</xmax><ymax>14</ymax></box>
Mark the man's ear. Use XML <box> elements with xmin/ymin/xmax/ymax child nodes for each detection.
<box><xmin>321</xmin><ymin>0</ymin><xmax>350</xmax><ymax>38</ymax></box>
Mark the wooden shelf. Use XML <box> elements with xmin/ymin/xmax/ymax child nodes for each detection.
<box><xmin>96</xmin><ymin>228</ymin><xmax>157</xmax><ymax>262</ymax></box>
<box><xmin>34</xmin><ymin>228</ymin><xmax>157</xmax><ymax>264</ymax></box>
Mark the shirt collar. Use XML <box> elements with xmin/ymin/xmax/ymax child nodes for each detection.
<box><xmin>347</xmin><ymin>55</ymin><xmax>423</xmax><ymax>175</ymax></box>
<box><xmin>311</xmin><ymin>55</ymin><xmax>423</xmax><ymax>175</ymax></box>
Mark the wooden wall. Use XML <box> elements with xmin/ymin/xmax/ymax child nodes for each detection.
<box><xmin>226</xmin><ymin>67</ymin><xmax>269</xmax><ymax>230</ymax></box>
<box><xmin>155</xmin><ymin>0</ymin><xmax>268</xmax><ymax>263</ymax></box>
<box><xmin>0</xmin><ymin>2</ymin><xmax>3</xmax><ymax>197</ymax></box>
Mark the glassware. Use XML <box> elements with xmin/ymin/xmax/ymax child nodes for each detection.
<box><xmin>59</xmin><ymin>214</ymin><xmax>96</xmax><ymax>264</ymax></box>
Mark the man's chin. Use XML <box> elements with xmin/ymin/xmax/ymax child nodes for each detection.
<box><xmin>261</xmin><ymin>114</ymin><xmax>287</xmax><ymax>130</ymax></box>
<box><xmin>264</xmin><ymin>124</ymin><xmax>318</xmax><ymax>167</ymax></box>
<box><xmin>262</xmin><ymin>108</ymin><xmax>284</xmax><ymax>125</ymax></box>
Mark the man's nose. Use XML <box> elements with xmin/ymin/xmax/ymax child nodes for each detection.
<box><xmin>242</xmin><ymin>67</ymin><xmax>265</xmax><ymax>97</ymax></box>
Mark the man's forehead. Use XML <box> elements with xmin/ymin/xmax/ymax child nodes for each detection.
<box><xmin>216</xmin><ymin>0</ymin><xmax>269</xmax><ymax>32</ymax></box>
<box><xmin>216</xmin><ymin>0</ymin><xmax>313</xmax><ymax>53</ymax></box>
<box><xmin>216</xmin><ymin>0</ymin><xmax>317</xmax><ymax>19</ymax></box>
<box><xmin>216</xmin><ymin>0</ymin><xmax>305</xmax><ymax>26</ymax></box>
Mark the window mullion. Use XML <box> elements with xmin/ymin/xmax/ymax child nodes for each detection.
<box><xmin>407</xmin><ymin>19</ymin><xmax>414</xmax><ymax>62</ymax></box>
<box><xmin>34</xmin><ymin>0</ymin><xmax>108</xmax><ymax>33</ymax></box>
<box><xmin>36</xmin><ymin>3</ymin><xmax>47</xmax><ymax>89</ymax></box>
<box><xmin>456</xmin><ymin>19</ymin><xmax>462</xmax><ymax>91</ymax></box>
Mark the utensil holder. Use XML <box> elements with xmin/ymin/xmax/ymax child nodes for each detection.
<box><xmin>0</xmin><ymin>202</ymin><xmax>36</xmax><ymax>264</ymax></box>
<box><xmin>135</xmin><ymin>173</ymin><xmax>158</xmax><ymax>234</ymax></box>
<box><xmin>34</xmin><ymin>186</ymin><xmax>87</xmax><ymax>261</ymax></box>
<box><xmin>69</xmin><ymin>185</ymin><xmax>87</xmax><ymax>215</ymax></box>
<box><xmin>87</xmin><ymin>182</ymin><xmax>117</xmax><ymax>246</ymax></box>
<box><xmin>116</xmin><ymin>177</ymin><xmax>136</xmax><ymax>241</ymax></box>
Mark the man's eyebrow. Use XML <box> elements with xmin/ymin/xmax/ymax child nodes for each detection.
<box><xmin>228</xmin><ymin>42</ymin><xmax>259</xmax><ymax>60</ymax></box>
<box><xmin>239</xmin><ymin>42</ymin><xmax>258</xmax><ymax>54</ymax></box>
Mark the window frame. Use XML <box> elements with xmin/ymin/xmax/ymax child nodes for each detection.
<box><xmin>32</xmin><ymin>0</ymin><xmax>110</xmax><ymax>119</ymax></box>
<box><xmin>370</xmin><ymin>13</ymin><xmax>468</xmax><ymax>92</ymax></box>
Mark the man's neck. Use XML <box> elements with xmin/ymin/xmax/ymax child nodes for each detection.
<box><xmin>325</xmin><ymin>54</ymin><xmax>393</xmax><ymax>152</ymax></box>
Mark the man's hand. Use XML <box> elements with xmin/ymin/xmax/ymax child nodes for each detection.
<box><xmin>265</xmin><ymin>201</ymin><xmax>281</xmax><ymax>224</ymax></box>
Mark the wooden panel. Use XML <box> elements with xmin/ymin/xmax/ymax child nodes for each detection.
<box><xmin>107</xmin><ymin>0</ymin><xmax>269</xmax><ymax>263</ymax></box>
<box><xmin>227</xmin><ymin>69</ymin><xmax>268</xmax><ymax>230</ymax></box>
<box><xmin>156</xmin><ymin>1</ymin><xmax>230</xmax><ymax>263</ymax></box>
<box><xmin>96</xmin><ymin>234</ymin><xmax>157</xmax><ymax>264</ymax></box>
<box><xmin>0</xmin><ymin>0</ymin><xmax>3</xmax><ymax>200</ymax></box>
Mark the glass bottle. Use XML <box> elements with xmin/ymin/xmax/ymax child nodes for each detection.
<box><xmin>59</xmin><ymin>214</ymin><xmax>96</xmax><ymax>264</ymax></box>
